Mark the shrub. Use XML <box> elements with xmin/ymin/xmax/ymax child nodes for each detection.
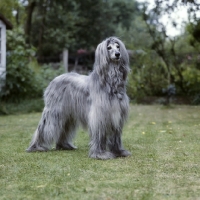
<box><xmin>0</xmin><ymin>28</ymin><xmax>41</xmax><ymax>102</ymax></box>
<box><xmin>127</xmin><ymin>50</ymin><xmax>168</xmax><ymax>102</ymax></box>
<box><xmin>0</xmin><ymin>28</ymin><xmax>65</xmax><ymax>102</ymax></box>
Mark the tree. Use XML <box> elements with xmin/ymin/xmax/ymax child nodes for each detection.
<box><xmin>22</xmin><ymin>0</ymin><xmax>137</xmax><ymax>61</ymax></box>
<box><xmin>0</xmin><ymin>0</ymin><xmax>21</xmax><ymax>25</ymax></box>
<box><xmin>185</xmin><ymin>0</ymin><xmax>200</xmax><ymax>51</ymax></box>
<box><xmin>140</xmin><ymin>0</ymin><xmax>193</xmax><ymax>94</ymax></box>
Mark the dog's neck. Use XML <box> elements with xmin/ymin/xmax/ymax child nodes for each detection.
<box><xmin>107</xmin><ymin>63</ymin><xmax>126</xmax><ymax>96</ymax></box>
<box><xmin>91</xmin><ymin>60</ymin><xmax>128</xmax><ymax>100</ymax></box>
<box><xmin>90</xmin><ymin>62</ymin><xmax>124</xmax><ymax>100</ymax></box>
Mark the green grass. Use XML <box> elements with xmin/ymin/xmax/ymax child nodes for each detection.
<box><xmin>0</xmin><ymin>105</ymin><xmax>200</xmax><ymax>200</ymax></box>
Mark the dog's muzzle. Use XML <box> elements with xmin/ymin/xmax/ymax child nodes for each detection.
<box><xmin>115</xmin><ymin>52</ymin><xmax>120</xmax><ymax>60</ymax></box>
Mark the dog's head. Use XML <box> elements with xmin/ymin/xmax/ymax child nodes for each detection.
<box><xmin>94</xmin><ymin>37</ymin><xmax>130</xmax><ymax>80</ymax></box>
<box><xmin>94</xmin><ymin>37</ymin><xmax>129</xmax><ymax>67</ymax></box>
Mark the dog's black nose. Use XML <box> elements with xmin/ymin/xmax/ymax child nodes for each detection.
<box><xmin>115</xmin><ymin>52</ymin><xmax>120</xmax><ymax>58</ymax></box>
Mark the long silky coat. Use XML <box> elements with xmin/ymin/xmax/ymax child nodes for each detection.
<box><xmin>27</xmin><ymin>37</ymin><xmax>131</xmax><ymax>159</ymax></box>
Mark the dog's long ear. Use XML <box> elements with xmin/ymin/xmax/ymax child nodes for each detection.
<box><xmin>117</xmin><ymin>38</ymin><xmax>129</xmax><ymax>67</ymax></box>
<box><xmin>115</xmin><ymin>37</ymin><xmax>130</xmax><ymax>79</ymax></box>
<box><xmin>94</xmin><ymin>40</ymin><xmax>110</xmax><ymax>76</ymax></box>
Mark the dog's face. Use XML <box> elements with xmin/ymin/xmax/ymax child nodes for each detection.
<box><xmin>107</xmin><ymin>41</ymin><xmax>121</xmax><ymax>61</ymax></box>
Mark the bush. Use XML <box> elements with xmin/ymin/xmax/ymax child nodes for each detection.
<box><xmin>127</xmin><ymin>50</ymin><xmax>168</xmax><ymax>102</ymax></box>
<box><xmin>0</xmin><ymin>28</ymin><xmax>41</xmax><ymax>101</ymax></box>
<box><xmin>192</xmin><ymin>93</ymin><xmax>200</xmax><ymax>105</ymax></box>
<box><xmin>0</xmin><ymin>28</ymin><xmax>65</xmax><ymax>102</ymax></box>
<box><xmin>182</xmin><ymin>63</ymin><xmax>200</xmax><ymax>92</ymax></box>
<box><xmin>0</xmin><ymin>98</ymin><xmax>44</xmax><ymax>115</ymax></box>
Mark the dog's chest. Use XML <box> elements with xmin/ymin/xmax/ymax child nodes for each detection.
<box><xmin>110</xmin><ymin>100</ymin><xmax>122</xmax><ymax>127</ymax></box>
<box><xmin>107</xmin><ymin>66</ymin><xmax>125</xmax><ymax>100</ymax></box>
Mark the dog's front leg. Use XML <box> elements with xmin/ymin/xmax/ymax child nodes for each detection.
<box><xmin>108</xmin><ymin>127</ymin><xmax>131</xmax><ymax>158</ymax></box>
<box><xmin>88</xmin><ymin>126</ymin><xmax>116</xmax><ymax>160</ymax></box>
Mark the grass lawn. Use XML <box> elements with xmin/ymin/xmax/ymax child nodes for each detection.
<box><xmin>0</xmin><ymin>105</ymin><xmax>200</xmax><ymax>200</ymax></box>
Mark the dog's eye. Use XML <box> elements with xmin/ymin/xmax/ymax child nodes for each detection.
<box><xmin>107</xmin><ymin>46</ymin><xmax>112</xmax><ymax>50</ymax></box>
<box><xmin>116</xmin><ymin>45</ymin><xmax>119</xmax><ymax>49</ymax></box>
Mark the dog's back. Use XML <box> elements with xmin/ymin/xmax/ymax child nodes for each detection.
<box><xmin>44</xmin><ymin>72</ymin><xmax>90</xmax><ymax>127</ymax></box>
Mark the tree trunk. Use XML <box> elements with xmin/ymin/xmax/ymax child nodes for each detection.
<box><xmin>24</xmin><ymin>1</ymin><xmax>36</xmax><ymax>45</ymax></box>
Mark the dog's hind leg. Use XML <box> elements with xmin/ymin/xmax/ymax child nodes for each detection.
<box><xmin>56</xmin><ymin>119</ymin><xmax>78</xmax><ymax>150</ymax></box>
<box><xmin>26</xmin><ymin>108</ymin><xmax>64</xmax><ymax>152</ymax></box>
<box><xmin>26</xmin><ymin>128</ymin><xmax>49</xmax><ymax>152</ymax></box>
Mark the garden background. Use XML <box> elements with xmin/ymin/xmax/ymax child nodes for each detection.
<box><xmin>0</xmin><ymin>0</ymin><xmax>200</xmax><ymax>111</ymax></box>
<box><xmin>0</xmin><ymin>0</ymin><xmax>200</xmax><ymax>199</ymax></box>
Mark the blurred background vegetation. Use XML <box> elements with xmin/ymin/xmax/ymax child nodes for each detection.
<box><xmin>0</xmin><ymin>0</ymin><xmax>200</xmax><ymax>114</ymax></box>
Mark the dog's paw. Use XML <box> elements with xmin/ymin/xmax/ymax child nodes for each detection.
<box><xmin>26</xmin><ymin>144</ymin><xmax>48</xmax><ymax>152</ymax></box>
<box><xmin>89</xmin><ymin>151</ymin><xmax>116</xmax><ymax>160</ymax></box>
<box><xmin>56</xmin><ymin>143</ymin><xmax>77</xmax><ymax>150</ymax></box>
<box><xmin>114</xmin><ymin>149</ymin><xmax>131</xmax><ymax>157</ymax></box>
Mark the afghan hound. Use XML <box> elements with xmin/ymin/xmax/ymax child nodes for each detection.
<box><xmin>26</xmin><ymin>37</ymin><xmax>131</xmax><ymax>160</ymax></box>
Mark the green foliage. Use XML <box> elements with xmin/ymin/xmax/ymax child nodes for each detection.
<box><xmin>27</xmin><ymin>0</ymin><xmax>137</xmax><ymax>59</ymax></box>
<box><xmin>192</xmin><ymin>93</ymin><xmax>200</xmax><ymax>105</ymax></box>
<box><xmin>187</xmin><ymin>22</ymin><xmax>200</xmax><ymax>51</ymax></box>
<box><xmin>127</xmin><ymin>50</ymin><xmax>168</xmax><ymax>102</ymax></box>
<box><xmin>0</xmin><ymin>0</ymin><xmax>19</xmax><ymax>25</ymax></box>
<box><xmin>0</xmin><ymin>28</ymin><xmax>41</xmax><ymax>101</ymax></box>
<box><xmin>182</xmin><ymin>64</ymin><xmax>200</xmax><ymax>93</ymax></box>
<box><xmin>1</xmin><ymin>0</ymin><xmax>200</xmax><ymax>103</ymax></box>
<box><xmin>115</xmin><ymin>14</ymin><xmax>153</xmax><ymax>50</ymax></box>
<box><xmin>35</xmin><ymin>63</ymin><xmax>65</xmax><ymax>89</ymax></box>
<box><xmin>0</xmin><ymin>98</ymin><xmax>44</xmax><ymax>115</ymax></box>
<box><xmin>136</xmin><ymin>0</ymin><xmax>200</xmax><ymax>102</ymax></box>
<box><xmin>185</xmin><ymin>0</ymin><xmax>200</xmax><ymax>50</ymax></box>
<box><xmin>30</xmin><ymin>0</ymin><xmax>78</xmax><ymax>58</ymax></box>
<box><xmin>0</xmin><ymin>28</ymin><xmax>65</xmax><ymax>102</ymax></box>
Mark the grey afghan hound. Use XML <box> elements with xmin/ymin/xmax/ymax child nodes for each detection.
<box><xmin>27</xmin><ymin>37</ymin><xmax>131</xmax><ymax>160</ymax></box>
